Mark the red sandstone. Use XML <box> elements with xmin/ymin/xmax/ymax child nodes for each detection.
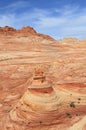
<box><xmin>0</xmin><ymin>26</ymin><xmax>86</xmax><ymax>130</ymax></box>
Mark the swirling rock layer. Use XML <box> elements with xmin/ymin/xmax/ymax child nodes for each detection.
<box><xmin>0</xmin><ymin>26</ymin><xmax>86</xmax><ymax>130</ymax></box>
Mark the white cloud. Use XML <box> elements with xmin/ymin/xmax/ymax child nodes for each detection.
<box><xmin>0</xmin><ymin>2</ymin><xmax>86</xmax><ymax>40</ymax></box>
<box><xmin>0</xmin><ymin>14</ymin><xmax>16</xmax><ymax>26</ymax></box>
<box><xmin>0</xmin><ymin>1</ymin><xmax>29</xmax><ymax>11</ymax></box>
<box><xmin>35</xmin><ymin>16</ymin><xmax>67</xmax><ymax>28</ymax></box>
<box><xmin>7</xmin><ymin>1</ymin><xmax>29</xmax><ymax>9</ymax></box>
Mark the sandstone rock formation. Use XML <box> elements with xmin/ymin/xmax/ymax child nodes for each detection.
<box><xmin>60</xmin><ymin>38</ymin><xmax>79</xmax><ymax>44</ymax></box>
<box><xmin>0</xmin><ymin>26</ymin><xmax>86</xmax><ymax>130</ymax></box>
<box><xmin>0</xmin><ymin>26</ymin><xmax>54</xmax><ymax>41</ymax></box>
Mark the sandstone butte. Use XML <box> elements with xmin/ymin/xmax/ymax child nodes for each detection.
<box><xmin>0</xmin><ymin>26</ymin><xmax>86</xmax><ymax>130</ymax></box>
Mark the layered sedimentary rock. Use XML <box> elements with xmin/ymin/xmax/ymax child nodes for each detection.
<box><xmin>0</xmin><ymin>26</ymin><xmax>54</xmax><ymax>41</ymax></box>
<box><xmin>0</xmin><ymin>26</ymin><xmax>86</xmax><ymax>130</ymax></box>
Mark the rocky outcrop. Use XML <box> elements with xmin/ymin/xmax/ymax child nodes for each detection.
<box><xmin>0</xmin><ymin>26</ymin><xmax>86</xmax><ymax>130</ymax></box>
<box><xmin>0</xmin><ymin>74</ymin><xmax>86</xmax><ymax>130</ymax></box>
<box><xmin>0</xmin><ymin>26</ymin><xmax>16</xmax><ymax>31</ymax></box>
<box><xmin>1</xmin><ymin>70</ymin><xmax>86</xmax><ymax>130</ymax></box>
<box><xmin>18</xmin><ymin>26</ymin><xmax>37</xmax><ymax>35</ymax></box>
<box><xmin>0</xmin><ymin>26</ymin><xmax>55</xmax><ymax>41</ymax></box>
<box><xmin>59</xmin><ymin>37</ymin><xmax>79</xmax><ymax>44</ymax></box>
<box><xmin>0</xmin><ymin>26</ymin><xmax>16</xmax><ymax>35</ymax></box>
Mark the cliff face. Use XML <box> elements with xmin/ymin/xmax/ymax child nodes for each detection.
<box><xmin>0</xmin><ymin>26</ymin><xmax>86</xmax><ymax>130</ymax></box>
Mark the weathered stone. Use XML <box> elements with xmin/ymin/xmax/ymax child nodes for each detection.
<box><xmin>0</xmin><ymin>26</ymin><xmax>86</xmax><ymax>130</ymax></box>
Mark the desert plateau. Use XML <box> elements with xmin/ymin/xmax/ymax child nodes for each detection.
<box><xmin>0</xmin><ymin>26</ymin><xmax>86</xmax><ymax>130</ymax></box>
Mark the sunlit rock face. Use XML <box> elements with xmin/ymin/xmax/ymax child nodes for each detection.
<box><xmin>0</xmin><ymin>26</ymin><xmax>86</xmax><ymax>130</ymax></box>
<box><xmin>9</xmin><ymin>72</ymin><xmax>57</xmax><ymax>125</ymax></box>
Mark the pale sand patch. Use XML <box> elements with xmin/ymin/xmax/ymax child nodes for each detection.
<box><xmin>69</xmin><ymin>116</ymin><xmax>86</xmax><ymax>130</ymax></box>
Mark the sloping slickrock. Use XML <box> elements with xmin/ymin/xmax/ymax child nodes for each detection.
<box><xmin>0</xmin><ymin>26</ymin><xmax>86</xmax><ymax>130</ymax></box>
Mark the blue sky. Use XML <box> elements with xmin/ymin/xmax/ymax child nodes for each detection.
<box><xmin>0</xmin><ymin>0</ymin><xmax>86</xmax><ymax>40</ymax></box>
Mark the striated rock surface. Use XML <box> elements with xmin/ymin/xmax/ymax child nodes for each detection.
<box><xmin>60</xmin><ymin>37</ymin><xmax>79</xmax><ymax>44</ymax></box>
<box><xmin>0</xmin><ymin>26</ymin><xmax>86</xmax><ymax>130</ymax></box>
